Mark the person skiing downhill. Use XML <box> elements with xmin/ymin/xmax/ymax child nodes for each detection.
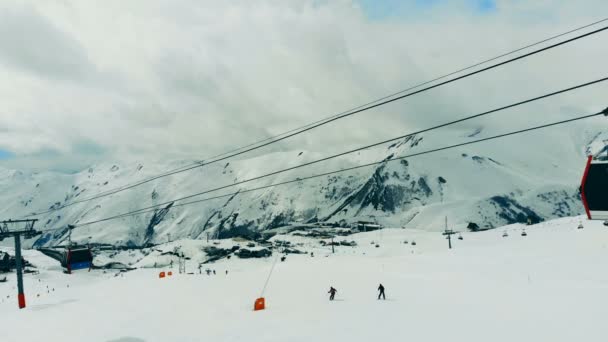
<box><xmin>378</xmin><ymin>284</ymin><xmax>386</xmax><ymax>300</ymax></box>
<box><xmin>328</xmin><ymin>287</ymin><xmax>337</xmax><ymax>301</ymax></box>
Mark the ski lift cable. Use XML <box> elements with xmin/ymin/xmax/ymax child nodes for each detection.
<box><xmin>92</xmin><ymin>17</ymin><xmax>608</xmax><ymax>193</ymax></box>
<box><xmin>44</xmin><ymin>77</ymin><xmax>608</xmax><ymax>222</ymax></box>
<box><xmin>24</xmin><ymin>21</ymin><xmax>608</xmax><ymax>218</ymax></box>
<box><xmin>54</xmin><ymin>110</ymin><xmax>608</xmax><ymax>229</ymax></box>
<box><xmin>182</xmin><ymin>16</ymin><xmax>608</xmax><ymax>166</ymax></box>
<box><xmin>38</xmin><ymin>109</ymin><xmax>606</xmax><ymax>232</ymax></box>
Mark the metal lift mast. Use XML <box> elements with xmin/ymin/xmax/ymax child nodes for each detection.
<box><xmin>442</xmin><ymin>217</ymin><xmax>457</xmax><ymax>250</ymax></box>
<box><xmin>0</xmin><ymin>219</ymin><xmax>40</xmax><ymax>309</ymax></box>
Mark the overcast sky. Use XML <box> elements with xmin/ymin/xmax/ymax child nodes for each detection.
<box><xmin>1</xmin><ymin>0</ymin><xmax>607</xmax><ymax>172</ymax></box>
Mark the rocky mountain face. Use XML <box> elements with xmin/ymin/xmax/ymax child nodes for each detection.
<box><xmin>1</xmin><ymin>124</ymin><xmax>606</xmax><ymax>248</ymax></box>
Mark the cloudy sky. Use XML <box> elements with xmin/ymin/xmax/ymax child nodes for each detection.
<box><xmin>0</xmin><ymin>0</ymin><xmax>607</xmax><ymax>172</ymax></box>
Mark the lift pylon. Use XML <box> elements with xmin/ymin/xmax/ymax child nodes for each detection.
<box><xmin>0</xmin><ymin>219</ymin><xmax>40</xmax><ymax>309</ymax></box>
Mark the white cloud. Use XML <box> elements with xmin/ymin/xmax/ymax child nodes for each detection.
<box><xmin>0</xmin><ymin>0</ymin><xmax>607</xmax><ymax>171</ymax></box>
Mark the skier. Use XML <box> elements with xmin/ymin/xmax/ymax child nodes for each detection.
<box><xmin>377</xmin><ymin>284</ymin><xmax>386</xmax><ymax>300</ymax></box>
<box><xmin>213</xmin><ymin>270</ymin><xmax>216</xmax><ymax>275</ymax></box>
<box><xmin>328</xmin><ymin>286</ymin><xmax>337</xmax><ymax>301</ymax></box>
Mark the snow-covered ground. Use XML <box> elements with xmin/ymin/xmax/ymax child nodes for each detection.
<box><xmin>1</xmin><ymin>216</ymin><xmax>607</xmax><ymax>342</ymax></box>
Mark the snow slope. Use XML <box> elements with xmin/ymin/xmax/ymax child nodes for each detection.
<box><xmin>1</xmin><ymin>216</ymin><xmax>607</xmax><ymax>342</ymax></box>
<box><xmin>1</xmin><ymin>123</ymin><xmax>607</xmax><ymax>247</ymax></box>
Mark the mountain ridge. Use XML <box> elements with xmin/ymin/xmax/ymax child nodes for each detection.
<box><xmin>1</xmin><ymin>123</ymin><xmax>606</xmax><ymax>247</ymax></box>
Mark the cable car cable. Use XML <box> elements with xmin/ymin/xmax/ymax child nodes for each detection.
<box><xmin>185</xmin><ymin>16</ymin><xmax>608</xmax><ymax>165</ymax></box>
<box><xmin>38</xmin><ymin>108</ymin><xmax>605</xmax><ymax>232</ymax></box>
<box><xmin>128</xmin><ymin>17</ymin><xmax>608</xmax><ymax>171</ymax></box>
<box><xmin>24</xmin><ymin>21</ymin><xmax>608</xmax><ymax>218</ymax></box>
<box><xmin>44</xmin><ymin>77</ymin><xmax>608</xmax><ymax>222</ymax></box>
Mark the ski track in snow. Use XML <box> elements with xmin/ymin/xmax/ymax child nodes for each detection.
<box><xmin>1</xmin><ymin>216</ymin><xmax>607</xmax><ymax>342</ymax></box>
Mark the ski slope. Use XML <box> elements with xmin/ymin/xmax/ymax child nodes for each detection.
<box><xmin>1</xmin><ymin>216</ymin><xmax>607</xmax><ymax>342</ymax></box>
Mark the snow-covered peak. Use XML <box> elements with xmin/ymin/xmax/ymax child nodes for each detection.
<box><xmin>1</xmin><ymin>121</ymin><xmax>606</xmax><ymax>247</ymax></box>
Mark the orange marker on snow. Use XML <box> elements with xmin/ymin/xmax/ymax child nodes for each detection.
<box><xmin>254</xmin><ymin>297</ymin><xmax>265</xmax><ymax>311</ymax></box>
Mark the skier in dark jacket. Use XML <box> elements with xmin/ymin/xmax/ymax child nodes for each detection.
<box><xmin>328</xmin><ymin>287</ymin><xmax>337</xmax><ymax>301</ymax></box>
<box><xmin>378</xmin><ymin>284</ymin><xmax>386</xmax><ymax>300</ymax></box>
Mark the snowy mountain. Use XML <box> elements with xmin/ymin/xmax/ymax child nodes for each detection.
<box><xmin>1</xmin><ymin>122</ymin><xmax>606</xmax><ymax>247</ymax></box>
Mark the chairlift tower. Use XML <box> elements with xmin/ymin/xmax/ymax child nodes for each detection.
<box><xmin>178</xmin><ymin>253</ymin><xmax>186</xmax><ymax>274</ymax></box>
<box><xmin>441</xmin><ymin>217</ymin><xmax>457</xmax><ymax>249</ymax></box>
<box><xmin>0</xmin><ymin>219</ymin><xmax>39</xmax><ymax>309</ymax></box>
